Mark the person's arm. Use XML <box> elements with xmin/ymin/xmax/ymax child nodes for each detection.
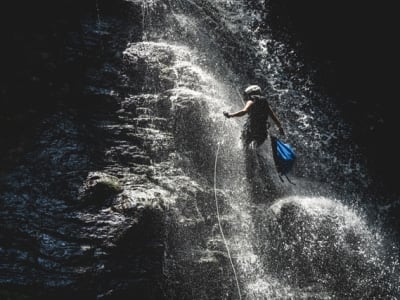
<box><xmin>267</xmin><ymin>104</ymin><xmax>285</xmax><ymax>135</ymax></box>
<box><xmin>223</xmin><ymin>100</ymin><xmax>254</xmax><ymax>118</ymax></box>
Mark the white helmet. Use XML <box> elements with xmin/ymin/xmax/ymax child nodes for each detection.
<box><xmin>244</xmin><ymin>85</ymin><xmax>261</xmax><ymax>95</ymax></box>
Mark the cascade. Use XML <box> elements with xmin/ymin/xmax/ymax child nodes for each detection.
<box><xmin>1</xmin><ymin>0</ymin><xmax>398</xmax><ymax>299</ymax></box>
<box><xmin>129</xmin><ymin>0</ymin><xmax>400</xmax><ymax>298</ymax></box>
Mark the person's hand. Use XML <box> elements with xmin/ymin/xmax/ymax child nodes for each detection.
<box><xmin>279</xmin><ymin>126</ymin><xmax>285</xmax><ymax>136</ymax></box>
<box><xmin>223</xmin><ymin>111</ymin><xmax>231</xmax><ymax>118</ymax></box>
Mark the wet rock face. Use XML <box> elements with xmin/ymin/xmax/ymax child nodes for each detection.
<box><xmin>255</xmin><ymin>197</ymin><xmax>400</xmax><ymax>298</ymax></box>
<box><xmin>0</xmin><ymin>109</ymin><xmax>167</xmax><ymax>299</ymax></box>
<box><xmin>119</xmin><ymin>40</ymin><xmax>239</xmax><ymax>299</ymax></box>
<box><xmin>0</xmin><ymin>1</ymin><xmax>171</xmax><ymax>299</ymax></box>
<box><xmin>0</xmin><ymin>0</ymin><xmax>142</xmax><ymax>172</ymax></box>
<box><xmin>0</xmin><ymin>1</ymin><xmax>238</xmax><ymax>298</ymax></box>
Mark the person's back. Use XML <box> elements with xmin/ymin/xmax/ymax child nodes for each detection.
<box><xmin>243</xmin><ymin>94</ymin><xmax>270</xmax><ymax>146</ymax></box>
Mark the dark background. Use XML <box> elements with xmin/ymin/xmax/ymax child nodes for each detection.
<box><xmin>0</xmin><ymin>0</ymin><xmax>95</xmax><ymax>172</ymax></box>
<box><xmin>266</xmin><ymin>0</ymin><xmax>399</xmax><ymax>194</ymax></box>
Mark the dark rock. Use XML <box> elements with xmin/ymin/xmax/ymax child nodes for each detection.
<box><xmin>79</xmin><ymin>172</ymin><xmax>123</xmax><ymax>206</ymax></box>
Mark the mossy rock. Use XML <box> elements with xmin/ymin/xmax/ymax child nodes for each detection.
<box><xmin>80</xmin><ymin>172</ymin><xmax>123</xmax><ymax>205</ymax></box>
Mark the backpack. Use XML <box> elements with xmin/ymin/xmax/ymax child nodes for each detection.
<box><xmin>270</xmin><ymin>135</ymin><xmax>296</xmax><ymax>184</ymax></box>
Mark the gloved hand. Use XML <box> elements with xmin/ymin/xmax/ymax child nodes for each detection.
<box><xmin>279</xmin><ymin>126</ymin><xmax>285</xmax><ymax>136</ymax></box>
<box><xmin>223</xmin><ymin>111</ymin><xmax>230</xmax><ymax>118</ymax></box>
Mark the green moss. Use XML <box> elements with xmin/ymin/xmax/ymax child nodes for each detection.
<box><xmin>82</xmin><ymin>174</ymin><xmax>123</xmax><ymax>205</ymax></box>
<box><xmin>97</xmin><ymin>177</ymin><xmax>123</xmax><ymax>193</ymax></box>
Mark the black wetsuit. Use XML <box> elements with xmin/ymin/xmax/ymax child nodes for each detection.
<box><xmin>242</xmin><ymin>94</ymin><xmax>270</xmax><ymax>147</ymax></box>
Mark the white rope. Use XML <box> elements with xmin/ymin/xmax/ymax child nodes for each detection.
<box><xmin>235</xmin><ymin>87</ymin><xmax>245</xmax><ymax>105</ymax></box>
<box><xmin>214</xmin><ymin>141</ymin><xmax>242</xmax><ymax>300</ymax></box>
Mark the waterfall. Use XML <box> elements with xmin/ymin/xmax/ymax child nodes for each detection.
<box><xmin>0</xmin><ymin>0</ymin><xmax>398</xmax><ymax>298</ymax></box>
<box><xmin>125</xmin><ymin>0</ymin><xmax>400</xmax><ymax>299</ymax></box>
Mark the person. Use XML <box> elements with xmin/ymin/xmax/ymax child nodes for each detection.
<box><xmin>223</xmin><ymin>85</ymin><xmax>285</xmax><ymax>148</ymax></box>
<box><xmin>223</xmin><ymin>85</ymin><xmax>286</xmax><ymax>201</ymax></box>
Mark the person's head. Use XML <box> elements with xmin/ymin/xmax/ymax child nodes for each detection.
<box><xmin>244</xmin><ymin>85</ymin><xmax>261</xmax><ymax>97</ymax></box>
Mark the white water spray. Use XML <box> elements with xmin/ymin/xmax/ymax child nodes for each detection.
<box><xmin>127</xmin><ymin>1</ymin><xmax>400</xmax><ymax>299</ymax></box>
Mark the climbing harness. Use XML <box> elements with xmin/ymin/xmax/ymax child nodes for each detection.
<box><xmin>214</xmin><ymin>138</ymin><xmax>242</xmax><ymax>300</ymax></box>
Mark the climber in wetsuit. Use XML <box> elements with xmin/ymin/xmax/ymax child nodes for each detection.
<box><xmin>223</xmin><ymin>85</ymin><xmax>285</xmax><ymax>147</ymax></box>
<box><xmin>223</xmin><ymin>85</ymin><xmax>286</xmax><ymax>201</ymax></box>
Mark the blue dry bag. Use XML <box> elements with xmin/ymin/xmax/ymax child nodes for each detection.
<box><xmin>270</xmin><ymin>135</ymin><xmax>296</xmax><ymax>183</ymax></box>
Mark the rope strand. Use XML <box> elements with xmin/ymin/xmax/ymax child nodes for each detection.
<box><xmin>214</xmin><ymin>141</ymin><xmax>242</xmax><ymax>300</ymax></box>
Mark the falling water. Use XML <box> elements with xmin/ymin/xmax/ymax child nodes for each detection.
<box><xmin>124</xmin><ymin>0</ymin><xmax>400</xmax><ymax>299</ymax></box>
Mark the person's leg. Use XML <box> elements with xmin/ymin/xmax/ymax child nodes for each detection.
<box><xmin>243</xmin><ymin>137</ymin><xmax>267</xmax><ymax>203</ymax></box>
<box><xmin>243</xmin><ymin>132</ymin><xmax>285</xmax><ymax>202</ymax></box>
